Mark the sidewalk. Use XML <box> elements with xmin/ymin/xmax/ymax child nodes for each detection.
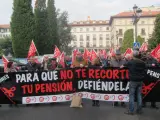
<box><xmin>0</xmin><ymin>101</ymin><xmax>159</xmax><ymax>120</ymax></box>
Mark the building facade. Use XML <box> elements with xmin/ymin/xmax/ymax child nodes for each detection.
<box><xmin>109</xmin><ymin>11</ymin><xmax>160</xmax><ymax>48</ymax></box>
<box><xmin>0</xmin><ymin>5</ymin><xmax>160</xmax><ymax>51</ymax></box>
<box><xmin>70</xmin><ymin>18</ymin><xmax>111</xmax><ymax>51</ymax></box>
<box><xmin>0</xmin><ymin>24</ymin><xmax>10</xmax><ymax>38</ymax></box>
<box><xmin>71</xmin><ymin>5</ymin><xmax>160</xmax><ymax>50</ymax></box>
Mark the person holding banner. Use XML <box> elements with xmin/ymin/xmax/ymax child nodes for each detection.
<box><xmin>72</xmin><ymin>52</ymin><xmax>88</xmax><ymax>68</ymax></box>
<box><xmin>121</xmin><ymin>50</ymin><xmax>146</xmax><ymax>115</ymax></box>
<box><xmin>26</xmin><ymin>57</ymin><xmax>39</xmax><ymax>72</ymax></box>
<box><xmin>90</xmin><ymin>57</ymin><xmax>101</xmax><ymax>107</ymax></box>
<box><xmin>110</xmin><ymin>50</ymin><xmax>126</xmax><ymax>107</ymax></box>
<box><xmin>72</xmin><ymin>52</ymin><xmax>88</xmax><ymax>107</ymax></box>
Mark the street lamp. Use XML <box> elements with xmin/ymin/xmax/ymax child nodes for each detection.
<box><xmin>133</xmin><ymin>4</ymin><xmax>142</xmax><ymax>43</ymax></box>
<box><xmin>116</xmin><ymin>31</ymin><xmax>119</xmax><ymax>46</ymax></box>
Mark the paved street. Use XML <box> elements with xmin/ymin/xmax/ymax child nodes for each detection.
<box><xmin>0</xmin><ymin>100</ymin><xmax>160</xmax><ymax>120</ymax></box>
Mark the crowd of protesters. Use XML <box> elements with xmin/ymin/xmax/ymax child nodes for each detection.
<box><xmin>0</xmin><ymin>47</ymin><xmax>159</xmax><ymax>115</ymax></box>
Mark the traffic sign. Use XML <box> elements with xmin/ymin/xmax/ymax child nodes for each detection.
<box><xmin>133</xmin><ymin>42</ymin><xmax>140</xmax><ymax>48</ymax></box>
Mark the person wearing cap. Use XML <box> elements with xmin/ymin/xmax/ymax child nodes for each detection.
<box><xmin>121</xmin><ymin>50</ymin><xmax>146</xmax><ymax>115</ymax></box>
<box><xmin>110</xmin><ymin>50</ymin><xmax>126</xmax><ymax>107</ymax></box>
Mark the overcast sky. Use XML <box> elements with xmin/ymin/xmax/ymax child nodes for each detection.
<box><xmin>0</xmin><ymin>0</ymin><xmax>160</xmax><ymax>24</ymax></box>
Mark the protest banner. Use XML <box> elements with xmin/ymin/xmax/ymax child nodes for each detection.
<box><xmin>0</xmin><ymin>68</ymin><xmax>160</xmax><ymax>104</ymax></box>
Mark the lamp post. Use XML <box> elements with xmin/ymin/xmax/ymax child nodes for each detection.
<box><xmin>133</xmin><ymin>4</ymin><xmax>142</xmax><ymax>43</ymax></box>
<box><xmin>116</xmin><ymin>31</ymin><xmax>119</xmax><ymax>46</ymax></box>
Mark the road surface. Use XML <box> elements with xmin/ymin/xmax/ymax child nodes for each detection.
<box><xmin>0</xmin><ymin>100</ymin><xmax>159</xmax><ymax>120</ymax></box>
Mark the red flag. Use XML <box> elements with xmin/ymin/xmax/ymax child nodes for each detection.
<box><xmin>27</xmin><ymin>40</ymin><xmax>37</xmax><ymax>58</ymax></box>
<box><xmin>124</xmin><ymin>48</ymin><xmax>133</xmax><ymax>57</ymax></box>
<box><xmin>83</xmin><ymin>48</ymin><xmax>90</xmax><ymax>61</ymax></box>
<box><xmin>59</xmin><ymin>52</ymin><xmax>65</xmax><ymax>68</ymax></box>
<box><xmin>151</xmin><ymin>44</ymin><xmax>160</xmax><ymax>59</ymax></box>
<box><xmin>99</xmin><ymin>50</ymin><xmax>107</xmax><ymax>59</ymax></box>
<box><xmin>53</xmin><ymin>46</ymin><xmax>61</xmax><ymax>58</ymax></box>
<box><xmin>90</xmin><ymin>50</ymin><xmax>98</xmax><ymax>62</ymax></box>
<box><xmin>139</xmin><ymin>42</ymin><xmax>148</xmax><ymax>52</ymax></box>
<box><xmin>98</xmin><ymin>50</ymin><xmax>103</xmax><ymax>56</ymax></box>
<box><xmin>103</xmin><ymin>50</ymin><xmax>107</xmax><ymax>59</ymax></box>
<box><xmin>71</xmin><ymin>49</ymin><xmax>78</xmax><ymax>64</ymax></box>
<box><xmin>2</xmin><ymin>55</ymin><xmax>9</xmax><ymax>72</ymax></box>
<box><xmin>109</xmin><ymin>48</ymin><xmax>115</xmax><ymax>57</ymax></box>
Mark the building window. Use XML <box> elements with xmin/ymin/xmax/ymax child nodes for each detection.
<box><xmin>106</xmin><ymin>38</ymin><xmax>110</xmax><ymax>40</ymax></box>
<box><xmin>119</xmin><ymin>20</ymin><xmax>122</xmax><ymax>25</ymax></box>
<box><xmin>106</xmin><ymin>34</ymin><xmax>109</xmax><ymax>40</ymax></box>
<box><xmin>119</xmin><ymin>38</ymin><xmax>123</xmax><ymax>45</ymax></box>
<box><xmin>93</xmin><ymin>34</ymin><xmax>96</xmax><ymax>40</ymax></box>
<box><xmin>141</xmin><ymin>21</ymin><xmax>145</xmax><ymax>24</ymax></box>
<box><xmin>73</xmin><ymin>28</ymin><xmax>76</xmax><ymax>32</ymax></box>
<box><xmin>99</xmin><ymin>40</ymin><xmax>103</xmax><ymax>47</ymax></box>
<box><xmin>73</xmin><ymin>35</ymin><xmax>77</xmax><ymax>41</ymax></box>
<box><xmin>86</xmin><ymin>42</ymin><xmax>90</xmax><ymax>47</ymax></box>
<box><xmin>99</xmin><ymin>34</ymin><xmax>103</xmax><ymax>40</ymax></box>
<box><xmin>93</xmin><ymin>40</ymin><xmax>96</xmax><ymax>47</ymax></box>
<box><xmin>93</xmin><ymin>27</ymin><xmax>96</xmax><ymax>31</ymax></box>
<box><xmin>73</xmin><ymin>42</ymin><xmax>77</xmax><ymax>47</ymax></box>
<box><xmin>80</xmin><ymin>35</ymin><xmax>83</xmax><ymax>41</ymax></box>
<box><xmin>80</xmin><ymin>42</ymin><xmax>83</xmax><ymax>47</ymax></box>
<box><xmin>87</xmin><ymin>21</ymin><xmax>90</xmax><ymax>24</ymax></box>
<box><xmin>141</xmin><ymin>28</ymin><xmax>146</xmax><ymax>35</ymax></box>
<box><xmin>86</xmin><ymin>35</ymin><xmax>90</xmax><ymax>41</ymax></box>
<box><xmin>149</xmin><ymin>34</ymin><xmax>152</xmax><ymax>38</ymax></box>
<box><xmin>86</xmin><ymin>28</ymin><xmax>89</xmax><ymax>32</ymax></box>
<box><xmin>130</xmin><ymin>20</ymin><xmax>133</xmax><ymax>24</ymax></box>
<box><xmin>100</xmin><ymin>27</ymin><xmax>102</xmax><ymax>31</ymax></box>
<box><xmin>106</xmin><ymin>41</ymin><xmax>110</xmax><ymax>46</ymax></box>
<box><xmin>106</xmin><ymin>27</ymin><xmax>109</xmax><ymax>30</ymax></box>
<box><xmin>1</xmin><ymin>29</ymin><xmax>4</xmax><ymax>33</ymax></box>
<box><xmin>119</xmin><ymin>29</ymin><xmax>123</xmax><ymax>35</ymax></box>
<box><xmin>80</xmin><ymin>28</ymin><xmax>83</xmax><ymax>32</ymax></box>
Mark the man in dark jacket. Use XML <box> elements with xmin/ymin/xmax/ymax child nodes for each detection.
<box><xmin>26</xmin><ymin>58</ymin><xmax>39</xmax><ymax>72</ymax></box>
<box><xmin>121</xmin><ymin>50</ymin><xmax>146</xmax><ymax>115</ymax></box>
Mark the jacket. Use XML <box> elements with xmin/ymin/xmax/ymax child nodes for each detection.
<box><xmin>110</xmin><ymin>58</ymin><xmax>126</xmax><ymax>67</ymax></box>
<box><xmin>124</xmin><ymin>58</ymin><xmax>146</xmax><ymax>82</ymax></box>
